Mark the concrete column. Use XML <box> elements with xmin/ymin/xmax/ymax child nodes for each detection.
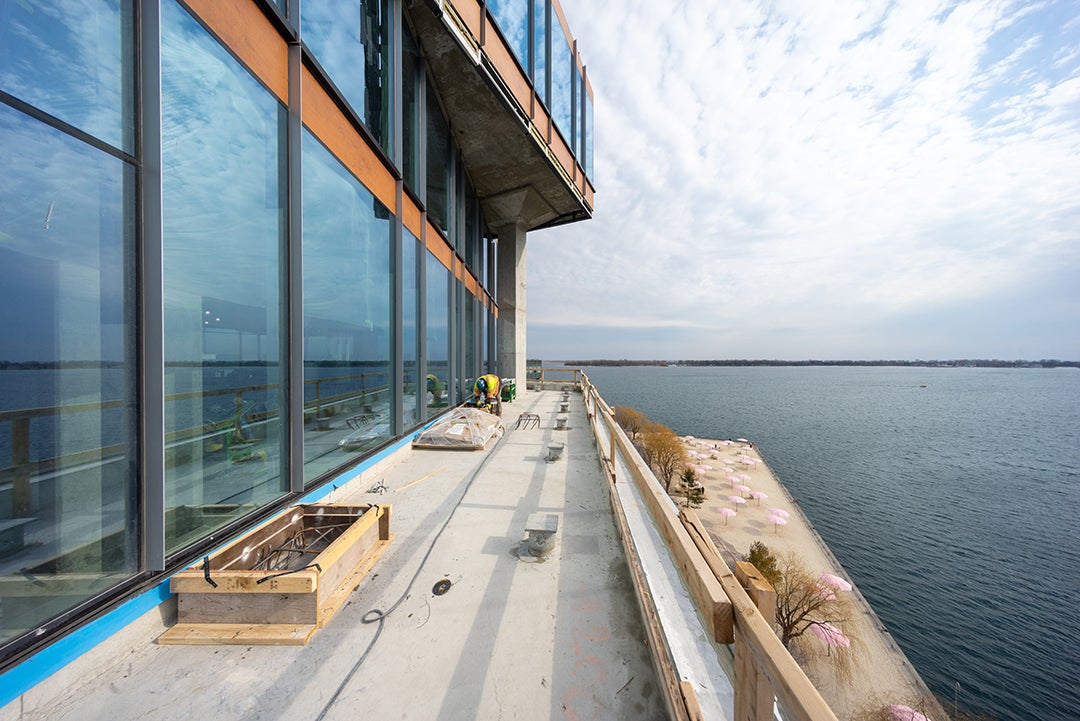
<box><xmin>495</xmin><ymin>224</ymin><xmax>527</xmax><ymax>391</ymax></box>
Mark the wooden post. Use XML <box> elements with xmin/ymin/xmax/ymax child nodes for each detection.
<box><xmin>734</xmin><ymin>561</ymin><xmax>778</xmax><ymax>721</ymax></box>
<box><xmin>12</xmin><ymin>417</ymin><xmax>31</xmax><ymax>517</ymax></box>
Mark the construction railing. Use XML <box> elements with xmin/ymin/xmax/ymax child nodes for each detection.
<box><xmin>526</xmin><ymin>366</ymin><xmax>582</xmax><ymax>391</ymax></box>
<box><xmin>575</xmin><ymin>370</ymin><xmax>840</xmax><ymax>721</ymax></box>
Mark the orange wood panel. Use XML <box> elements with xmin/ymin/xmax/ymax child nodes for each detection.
<box><xmin>551</xmin><ymin>128</ymin><xmax>574</xmax><ymax>180</ymax></box>
<box><xmin>427</xmin><ymin>223</ymin><xmax>454</xmax><ymax>271</ymax></box>
<box><xmin>449</xmin><ymin>0</ymin><xmax>482</xmax><ymax>42</ymax></box>
<box><xmin>402</xmin><ymin>196</ymin><xmax>423</xmax><ymax>240</ymax></box>
<box><xmin>465</xmin><ymin>272</ymin><xmax>478</xmax><ymax>296</ymax></box>
<box><xmin>481</xmin><ymin>16</ymin><xmax>532</xmax><ymax>113</ymax></box>
<box><xmin>301</xmin><ymin>67</ymin><xmax>397</xmax><ymax>213</ymax></box>
<box><xmin>183</xmin><ymin>0</ymin><xmax>288</xmax><ymax>102</ymax></box>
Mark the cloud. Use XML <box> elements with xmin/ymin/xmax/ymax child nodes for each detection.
<box><xmin>529</xmin><ymin>0</ymin><xmax>1080</xmax><ymax>359</ymax></box>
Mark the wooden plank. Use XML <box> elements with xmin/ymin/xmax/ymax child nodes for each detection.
<box><xmin>611</xmin><ymin>423</ymin><xmax>733</xmax><ymax>643</ymax></box>
<box><xmin>157</xmin><ymin>623</ymin><xmax>316</xmax><ymax>647</ymax></box>
<box><xmin>679</xmin><ymin>681</ymin><xmax>706</xmax><ymax>721</ymax></box>
<box><xmin>734</xmin><ymin>562</ymin><xmax>778</xmax><ymax>721</ymax></box>
<box><xmin>171</xmin><ymin>569</ymin><xmax>316</xmax><ymax>595</ymax></box>
<box><xmin>318</xmin><ymin>539</ymin><xmax>390</xmax><ymax>626</ymax></box>
<box><xmin>605</xmin><ymin>471</ymin><xmax>688</xmax><ymax>721</ymax></box>
<box><xmin>178</xmin><ymin>592</ymin><xmax>316</xmax><ymax>625</ymax></box>
<box><xmin>680</xmin><ymin>510</ymin><xmax>840</xmax><ymax>721</ymax></box>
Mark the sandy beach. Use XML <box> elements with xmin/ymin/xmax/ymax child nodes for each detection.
<box><xmin>681</xmin><ymin>436</ymin><xmax>947</xmax><ymax>721</ymax></box>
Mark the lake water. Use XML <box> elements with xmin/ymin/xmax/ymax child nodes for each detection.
<box><xmin>574</xmin><ymin>365</ymin><xmax>1079</xmax><ymax>721</ymax></box>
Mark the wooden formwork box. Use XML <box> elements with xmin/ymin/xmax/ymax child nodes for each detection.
<box><xmin>158</xmin><ymin>503</ymin><xmax>391</xmax><ymax>646</ymax></box>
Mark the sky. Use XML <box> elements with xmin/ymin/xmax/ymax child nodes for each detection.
<box><xmin>527</xmin><ymin>0</ymin><xmax>1080</xmax><ymax>361</ymax></box>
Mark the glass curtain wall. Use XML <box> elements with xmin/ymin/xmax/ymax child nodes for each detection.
<box><xmin>0</xmin><ymin>0</ymin><xmax>137</xmax><ymax>645</ymax></box>
<box><xmin>302</xmin><ymin>0</ymin><xmax>392</xmax><ymax>156</ymax></box>
<box><xmin>425</xmin><ymin>252</ymin><xmax>450</xmax><ymax>418</ymax></box>
<box><xmin>550</xmin><ymin>22</ymin><xmax>573</xmax><ymax>144</ymax></box>
<box><xmin>402</xmin><ymin>231</ymin><xmax>420</xmax><ymax>428</ymax></box>
<box><xmin>533</xmin><ymin>0</ymin><xmax>548</xmax><ymax>105</ymax></box>
<box><xmin>401</xmin><ymin>25</ymin><xmax>421</xmax><ymax>192</ymax></box>
<box><xmin>301</xmin><ymin>131</ymin><xmax>393</xmax><ymax>483</ymax></box>
<box><xmin>487</xmin><ymin>0</ymin><xmax>528</xmax><ymax>72</ymax></box>
<box><xmin>161</xmin><ymin>0</ymin><xmax>288</xmax><ymax>554</ymax></box>
<box><xmin>426</xmin><ymin>83</ymin><xmax>450</xmax><ymax>233</ymax></box>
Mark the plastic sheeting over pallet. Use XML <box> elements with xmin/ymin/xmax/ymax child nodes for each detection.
<box><xmin>413</xmin><ymin>408</ymin><xmax>505</xmax><ymax>450</ymax></box>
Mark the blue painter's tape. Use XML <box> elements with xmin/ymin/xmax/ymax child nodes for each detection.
<box><xmin>0</xmin><ymin>424</ymin><xmax>432</xmax><ymax>708</ymax></box>
<box><xmin>0</xmin><ymin>580</ymin><xmax>172</xmax><ymax>709</ymax></box>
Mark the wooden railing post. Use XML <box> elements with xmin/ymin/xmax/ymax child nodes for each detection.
<box><xmin>734</xmin><ymin>562</ymin><xmax>777</xmax><ymax>721</ymax></box>
<box><xmin>12</xmin><ymin>417</ymin><xmax>32</xmax><ymax>517</ymax></box>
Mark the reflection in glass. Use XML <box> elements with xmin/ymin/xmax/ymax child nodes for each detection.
<box><xmin>533</xmin><ymin>0</ymin><xmax>548</xmax><ymax>105</ymax></box>
<box><xmin>465</xmin><ymin>293</ymin><xmax>477</xmax><ymax>388</ymax></box>
<box><xmin>425</xmin><ymin>252</ymin><xmax>450</xmax><ymax>418</ymax></box>
<box><xmin>0</xmin><ymin>0</ymin><xmax>134</xmax><ymax>153</ymax></box>
<box><xmin>402</xmin><ymin>26</ymin><xmax>421</xmax><ymax>191</ymax></box>
<box><xmin>0</xmin><ymin>104</ymin><xmax>136</xmax><ymax>646</ymax></box>
<box><xmin>574</xmin><ymin>67</ymin><xmax>584</xmax><ymax>167</ymax></box>
<box><xmin>161</xmin><ymin>0</ymin><xmax>287</xmax><ymax>555</ymax></box>
<box><xmin>302</xmin><ymin>131</ymin><xmax>393</xmax><ymax>483</ymax></box>
<box><xmin>584</xmin><ymin>88</ymin><xmax>594</xmax><ymax>178</ymax></box>
<box><xmin>302</xmin><ymin>0</ymin><xmax>391</xmax><ymax>155</ymax></box>
<box><xmin>487</xmin><ymin>0</ymin><xmax>529</xmax><ymax>72</ymax></box>
<box><xmin>551</xmin><ymin>27</ymin><xmax>573</xmax><ymax>144</ymax></box>
<box><xmin>426</xmin><ymin>84</ymin><xmax>450</xmax><ymax>232</ymax></box>
<box><xmin>403</xmin><ymin>232</ymin><xmax>420</xmax><ymax>428</ymax></box>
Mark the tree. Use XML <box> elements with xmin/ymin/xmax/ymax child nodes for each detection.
<box><xmin>679</xmin><ymin>466</ymin><xmax>705</xmax><ymax>508</ymax></box>
<box><xmin>772</xmin><ymin>553</ymin><xmax>855</xmax><ymax>648</ymax></box>
<box><xmin>640</xmin><ymin>422</ymin><xmax>687</xmax><ymax>491</ymax></box>
<box><xmin>744</xmin><ymin>541</ymin><xmax>782</xmax><ymax>587</ymax></box>
<box><xmin>613</xmin><ymin>405</ymin><xmax>646</xmax><ymax>440</ymax></box>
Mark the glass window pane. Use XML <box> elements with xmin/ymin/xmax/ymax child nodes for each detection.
<box><xmin>551</xmin><ymin>26</ymin><xmax>573</xmax><ymax>143</ymax></box>
<box><xmin>403</xmin><ymin>231</ymin><xmax>420</xmax><ymax>428</ymax></box>
<box><xmin>402</xmin><ymin>26</ymin><xmax>421</xmax><ymax>191</ymax></box>
<box><xmin>465</xmin><ymin>292</ymin><xmax>477</xmax><ymax>386</ymax></box>
<box><xmin>426</xmin><ymin>84</ymin><xmax>450</xmax><ymax>232</ymax></box>
<box><xmin>425</xmin><ymin>252</ymin><xmax>449</xmax><ymax>418</ymax></box>
<box><xmin>533</xmin><ymin>0</ymin><xmax>547</xmax><ymax>104</ymax></box>
<box><xmin>302</xmin><ymin>131</ymin><xmax>393</xmax><ymax>481</ymax></box>
<box><xmin>0</xmin><ymin>103</ymin><xmax>137</xmax><ymax>645</ymax></box>
<box><xmin>302</xmin><ymin>0</ymin><xmax>392</xmax><ymax>155</ymax></box>
<box><xmin>161</xmin><ymin>0</ymin><xmax>288</xmax><ymax>555</ymax></box>
<box><xmin>0</xmin><ymin>0</ymin><xmax>134</xmax><ymax>153</ymax></box>
<box><xmin>584</xmin><ymin>89</ymin><xmax>594</xmax><ymax>178</ymax></box>
<box><xmin>487</xmin><ymin>0</ymin><xmax>528</xmax><ymax>71</ymax></box>
<box><xmin>574</xmin><ymin>67</ymin><xmax>583</xmax><ymax>165</ymax></box>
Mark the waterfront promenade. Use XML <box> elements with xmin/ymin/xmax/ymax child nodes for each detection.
<box><xmin>685</xmin><ymin>437</ymin><xmax>947</xmax><ymax>721</ymax></box>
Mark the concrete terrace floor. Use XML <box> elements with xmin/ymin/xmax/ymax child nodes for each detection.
<box><xmin>2</xmin><ymin>390</ymin><xmax>668</xmax><ymax>721</ymax></box>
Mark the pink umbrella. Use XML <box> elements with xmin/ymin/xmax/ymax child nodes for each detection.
<box><xmin>721</xmin><ymin>466</ymin><xmax>735</xmax><ymax>473</ymax></box>
<box><xmin>728</xmin><ymin>495</ymin><xmax>747</xmax><ymax>506</ymax></box>
<box><xmin>716</xmin><ymin>507</ymin><xmax>737</xmax><ymax>524</ymax></box>
<box><xmin>769</xmin><ymin>508</ymin><xmax>790</xmax><ymax>518</ymax></box>
<box><xmin>737</xmin><ymin>473</ymin><xmax>752</xmax><ymax>482</ymax></box>
<box><xmin>888</xmin><ymin>704</ymin><xmax>933</xmax><ymax>721</ymax></box>
<box><xmin>725</xmin><ymin>474</ymin><xmax>740</xmax><ymax>486</ymax></box>
<box><xmin>810</xmin><ymin>622</ymin><xmax>850</xmax><ymax>648</ymax></box>
<box><xmin>764</xmin><ymin>514</ymin><xmax>787</xmax><ymax>532</ymax></box>
<box><xmin>749</xmin><ymin>490</ymin><xmax>768</xmax><ymax>504</ymax></box>
<box><xmin>734</xmin><ymin>483</ymin><xmax>750</xmax><ymax>494</ymax></box>
<box><xmin>820</xmin><ymin>573</ymin><xmax>853</xmax><ymax>592</ymax></box>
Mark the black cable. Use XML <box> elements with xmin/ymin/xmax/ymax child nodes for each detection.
<box><xmin>314</xmin><ymin>428</ymin><xmax>510</xmax><ymax>721</ymax></box>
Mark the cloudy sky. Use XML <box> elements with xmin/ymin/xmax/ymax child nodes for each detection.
<box><xmin>527</xmin><ymin>0</ymin><xmax>1080</xmax><ymax>361</ymax></box>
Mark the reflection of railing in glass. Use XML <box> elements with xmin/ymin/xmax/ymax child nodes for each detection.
<box><xmin>0</xmin><ymin>372</ymin><xmax>391</xmax><ymax>522</ymax></box>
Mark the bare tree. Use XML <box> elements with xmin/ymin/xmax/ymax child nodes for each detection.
<box><xmin>772</xmin><ymin>552</ymin><xmax>856</xmax><ymax>648</ymax></box>
<box><xmin>641</xmin><ymin>422</ymin><xmax>687</xmax><ymax>491</ymax></box>
<box><xmin>613</xmin><ymin>405</ymin><xmax>646</xmax><ymax>441</ymax></box>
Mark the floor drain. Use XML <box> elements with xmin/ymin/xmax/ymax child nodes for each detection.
<box><xmin>432</xmin><ymin>579</ymin><xmax>452</xmax><ymax>596</ymax></box>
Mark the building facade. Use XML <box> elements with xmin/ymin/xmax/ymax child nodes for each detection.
<box><xmin>0</xmin><ymin>0</ymin><xmax>593</xmax><ymax>684</ymax></box>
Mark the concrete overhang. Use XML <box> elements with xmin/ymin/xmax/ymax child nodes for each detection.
<box><xmin>405</xmin><ymin>0</ymin><xmax>591</xmax><ymax>232</ymax></box>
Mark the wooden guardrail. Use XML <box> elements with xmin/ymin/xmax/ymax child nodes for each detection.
<box><xmin>577</xmin><ymin>370</ymin><xmax>840</xmax><ymax>721</ymax></box>
<box><xmin>527</xmin><ymin>366</ymin><xmax>581</xmax><ymax>390</ymax></box>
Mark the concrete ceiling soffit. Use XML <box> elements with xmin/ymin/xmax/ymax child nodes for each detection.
<box><xmin>406</xmin><ymin>0</ymin><xmax>587</xmax><ymax>230</ymax></box>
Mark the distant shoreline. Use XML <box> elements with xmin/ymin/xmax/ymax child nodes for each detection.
<box><xmin>557</xmin><ymin>359</ymin><xmax>1078</xmax><ymax>368</ymax></box>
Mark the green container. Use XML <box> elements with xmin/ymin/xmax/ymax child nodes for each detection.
<box><xmin>500</xmin><ymin>379</ymin><xmax>516</xmax><ymax>402</ymax></box>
